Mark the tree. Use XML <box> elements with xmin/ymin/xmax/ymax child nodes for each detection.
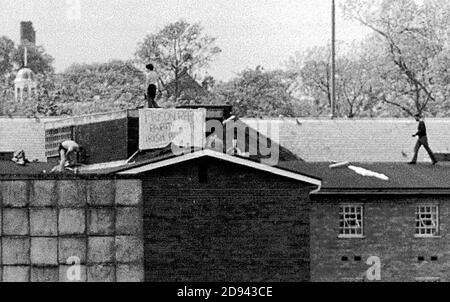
<box><xmin>213</xmin><ymin>66</ymin><xmax>298</xmax><ymax>118</ymax></box>
<box><xmin>0</xmin><ymin>36</ymin><xmax>15</xmax><ymax>76</ymax></box>
<box><xmin>342</xmin><ymin>0</ymin><xmax>450</xmax><ymax>116</ymax></box>
<box><xmin>12</xmin><ymin>44</ymin><xmax>55</xmax><ymax>74</ymax></box>
<box><xmin>0</xmin><ymin>36</ymin><xmax>56</xmax><ymax>117</ymax></box>
<box><xmin>57</xmin><ymin>60</ymin><xmax>145</xmax><ymax>115</ymax></box>
<box><xmin>288</xmin><ymin>46</ymin><xmax>332</xmax><ymax>116</ymax></box>
<box><xmin>288</xmin><ymin>42</ymin><xmax>379</xmax><ymax>118</ymax></box>
<box><xmin>135</xmin><ymin>20</ymin><xmax>221</xmax><ymax>101</ymax></box>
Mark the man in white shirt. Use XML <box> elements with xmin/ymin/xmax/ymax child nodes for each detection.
<box><xmin>51</xmin><ymin>140</ymin><xmax>81</xmax><ymax>173</ymax></box>
<box><xmin>145</xmin><ymin>64</ymin><xmax>160</xmax><ymax>108</ymax></box>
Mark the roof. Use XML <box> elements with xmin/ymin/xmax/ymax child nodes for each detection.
<box><xmin>0</xmin><ymin>118</ymin><xmax>49</xmax><ymax>162</ymax></box>
<box><xmin>82</xmin><ymin>149</ymin><xmax>322</xmax><ymax>187</ymax></box>
<box><xmin>0</xmin><ymin>161</ymin><xmax>55</xmax><ymax>176</ymax></box>
<box><xmin>278</xmin><ymin>161</ymin><xmax>450</xmax><ymax>194</ymax></box>
<box><xmin>242</xmin><ymin>118</ymin><xmax>450</xmax><ymax>162</ymax></box>
<box><xmin>43</xmin><ymin>109</ymin><xmax>138</xmax><ymax>130</ymax></box>
<box><xmin>166</xmin><ymin>68</ymin><xmax>208</xmax><ymax>98</ymax></box>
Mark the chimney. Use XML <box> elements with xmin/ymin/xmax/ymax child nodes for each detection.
<box><xmin>20</xmin><ymin>21</ymin><xmax>36</xmax><ymax>45</ymax></box>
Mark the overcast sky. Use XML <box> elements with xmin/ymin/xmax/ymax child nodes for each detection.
<box><xmin>0</xmin><ymin>0</ymin><xmax>370</xmax><ymax>80</ymax></box>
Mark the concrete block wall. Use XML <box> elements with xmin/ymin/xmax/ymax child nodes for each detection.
<box><xmin>0</xmin><ymin>179</ymin><xmax>143</xmax><ymax>282</ymax></box>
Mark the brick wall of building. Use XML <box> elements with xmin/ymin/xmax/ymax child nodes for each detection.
<box><xmin>73</xmin><ymin>119</ymin><xmax>130</xmax><ymax>164</ymax></box>
<box><xmin>142</xmin><ymin>157</ymin><xmax>315</xmax><ymax>282</ymax></box>
<box><xmin>311</xmin><ymin>196</ymin><xmax>450</xmax><ymax>282</ymax></box>
<box><xmin>0</xmin><ymin>178</ymin><xmax>143</xmax><ymax>282</ymax></box>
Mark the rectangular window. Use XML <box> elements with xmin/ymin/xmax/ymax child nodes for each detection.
<box><xmin>45</xmin><ymin>126</ymin><xmax>74</xmax><ymax>158</ymax></box>
<box><xmin>339</xmin><ymin>204</ymin><xmax>364</xmax><ymax>238</ymax></box>
<box><xmin>415</xmin><ymin>205</ymin><xmax>439</xmax><ymax>237</ymax></box>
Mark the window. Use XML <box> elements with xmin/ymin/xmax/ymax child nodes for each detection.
<box><xmin>45</xmin><ymin>126</ymin><xmax>74</xmax><ymax>158</ymax></box>
<box><xmin>339</xmin><ymin>204</ymin><xmax>364</xmax><ymax>238</ymax></box>
<box><xmin>415</xmin><ymin>205</ymin><xmax>439</xmax><ymax>237</ymax></box>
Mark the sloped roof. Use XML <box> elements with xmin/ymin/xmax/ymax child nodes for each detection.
<box><xmin>242</xmin><ymin>118</ymin><xmax>450</xmax><ymax>163</ymax></box>
<box><xmin>0</xmin><ymin>118</ymin><xmax>48</xmax><ymax>162</ymax></box>
<box><xmin>166</xmin><ymin>68</ymin><xmax>208</xmax><ymax>98</ymax></box>
<box><xmin>278</xmin><ymin>161</ymin><xmax>450</xmax><ymax>193</ymax></box>
<box><xmin>81</xmin><ymin>149</ymin><xmax>322</xmax><ymax>186</ymax></box>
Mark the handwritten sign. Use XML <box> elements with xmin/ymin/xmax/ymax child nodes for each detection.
<box><xmin>139</xmin><ymin>109</ymin><xmax>206</xmax><ymax>150</ymax></box>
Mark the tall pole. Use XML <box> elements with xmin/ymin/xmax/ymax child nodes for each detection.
<box><xmin>331</xmin><ymin>0</ymin><xmax>337</xmax><ymax>119</ymax></box>
<box><xmin>24</xmin><ymin>46</ymin><xmax>28</xmax><ymax>67</ymax></box>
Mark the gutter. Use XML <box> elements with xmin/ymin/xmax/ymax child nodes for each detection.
<box><xmin>311</xmin><ymin>189</ymin><xmax>450</xmax><ymax>197</ymax></box>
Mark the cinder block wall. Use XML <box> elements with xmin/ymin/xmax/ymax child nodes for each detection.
<box><xmin>0</xmin><ymin>178</ymin><xmax>143</xmax><ymax>282</ymax></box>
<box><xmin>311</xmin><ymin>196</ymin><xmax>450</xmax><ymax>282</ymax></box>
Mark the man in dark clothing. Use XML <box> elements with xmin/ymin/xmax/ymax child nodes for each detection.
<box><xmin>409</xmin><ymin>114</ymin><xmax>438</xmax><ymax>165</ymax></box>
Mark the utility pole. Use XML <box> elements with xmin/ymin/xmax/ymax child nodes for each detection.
<box><xmin>331</xmin><ymin>0</ymin><xmax>337</xmax><ymax>119</ymax></box>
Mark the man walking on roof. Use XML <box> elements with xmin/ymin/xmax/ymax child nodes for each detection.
<box><xmin>409</xmin><ymin>114</ymin><xmax>438</xmax><ymax>165</ymax></box>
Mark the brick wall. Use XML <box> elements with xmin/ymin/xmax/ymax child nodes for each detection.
<box><xmin>0</xmin><ymin>178</ymin><xmax>143</xmax><ymax>282</ymax></box>
<box><xmin>311</xmin><ymin>196</ymin><xmax>450</xmax><ymax>282</ymax></box>
<box><xmin>73</xmin><ymin>119</ymin><xmax>130</xmax><ymax>164</ymax></box>
<box><xmin>142</xmin><ymin>157</ymin><xmax>315</xmax><ymax>282</ymax></box>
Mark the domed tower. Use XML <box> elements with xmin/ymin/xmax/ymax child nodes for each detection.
<box><xmin>14</xmin><ymin>47</ymin><xmax>37</xmax><ymax>102</ymax></box>
<box><xmin>14</xmin><ymin>22</ymin><xmax>37</xmax><ymax>103</ymax></box>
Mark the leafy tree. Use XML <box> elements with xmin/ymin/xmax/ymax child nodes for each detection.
<box><xmin>135</xmin><ymin>20</ymin><xmax>221</xmax><ymax>100</ymax></box>
<box><xmin>57</xmin><ymin>60</ymin><xmax>145</xmax><ymax>115</ymax></box>
<box><xmin>213</xmin><ymin>66</ymin><xmax>298</xmax><ymax>118</ymax></box>
<box><xmin>13</xmin><ymin>44</ymin><xmax>55</xmax><ymax>74</ymax></box>
<box><xmin>0</xmin><ymin>36</ymin><xmax>15</xmax><ymax>76</ymax></box>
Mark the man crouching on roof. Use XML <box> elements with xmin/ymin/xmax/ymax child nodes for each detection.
<box><xmin>51</xmin><ymin>140</ymin><xmax>81</xmax><ymax>173</ymax></box>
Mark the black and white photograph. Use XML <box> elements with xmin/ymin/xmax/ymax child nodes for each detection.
<box><xmin>1</xmin><ymin>0</ymin><xmax>450</xmax><ymax>288</ymax></box>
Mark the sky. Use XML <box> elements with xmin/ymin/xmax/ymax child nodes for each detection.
<box><xmin>0</xmin><ymin>0</ymin><xmax>371</xmax><ymax>80</ymax></box>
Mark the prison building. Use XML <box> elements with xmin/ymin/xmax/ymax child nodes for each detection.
<box><xmin>303</xmin><ymin>162</ymin><xmax>450</xmax><ymax>282</ymax></box>
<box><xmin>44</xmin><ymin>110</ymin><xmax>140</xmax><ymax>165</ymax></box>
<box><xmin>43</xmin><ymin>106</ymin><xmax>298</xmax><ymax>165</ymax></box>
<box><xmin>243</xmin><ymin>118</ymin><xmax>450</xmax><ymax>163</ymax></box>
<box><xmin>20</xmin><ymin>21</ymin><xmax>36</xmax><ymax>45</ymax></box>
<box><xmin>0</xmin><ymin>149</ymin><xmax>321</xmax><ymax>282</ymax></box>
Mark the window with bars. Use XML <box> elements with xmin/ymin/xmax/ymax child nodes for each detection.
<box><xmin>339</xmin><ymin>205</ymin><xmax>364</xmax><ymax>238</ymax></box>
<box><xmin>415</xmin><ymin>205</ymin><xmax>439</xmax><ymax>237</ymax></box>
<box><xmin>45</xmin><ymin>127</ymin><xmax>74</xmax><ymax>158</ymax></box>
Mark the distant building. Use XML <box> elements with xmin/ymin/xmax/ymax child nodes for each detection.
<box><xmin>20</xmin><ymin>21</ymin><xmax>36</xmax><ymax>45</ymax></box>
<box><xmin>166</xmin><ymin>68</ymin><xmax>209</xmax><ymax>100</ymax></box>
<box><xmin>15</xmin><ymin>22</ymin><xmax>37</xmax><ymax>102</ymax></box>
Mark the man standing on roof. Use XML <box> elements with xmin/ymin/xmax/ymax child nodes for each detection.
<box><xmin>409</xmin><ymin>114</ymin><xmax>438</xmax><ymax>165</ymax></box>
<box><xmin>145</xmin><ymin>64</ymin><xmax>160</xmax><ymax>109</ymax></box>
<box><xmin>51</xmin><ymin>140</ymin><xmax>81</xmax><ymax>173</ymax></box>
